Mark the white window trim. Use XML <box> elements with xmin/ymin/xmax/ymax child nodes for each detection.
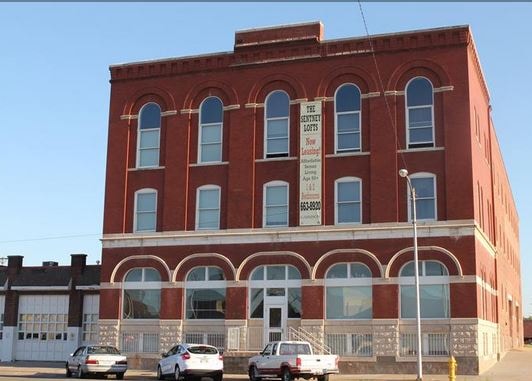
<box><xmin>264</xmin><ymin>90</ymin><xmax>290</xmax><ymax>158</ymax></box>
<box><xmin>198</xmin><ymin>97</ymin><xmax>223</xmax><ymax>164</ymax></box>
<box><xmin>133</xmin><ymin>188</ymin><xmax>157</xmax><ymax>233</ymax></box>
<box><xmin>136</xmin><ymin>102</ymin><xmax>161</xmax><ymax>168</ymax></box>
<box><xmin>335</xmin><ymin>177</ymin><xmax>362</xmax><ymax>225</ymax></box>
<box><xmin>407</xmin><ymin>172</ymin><xmax>437</xmax><ymax>222</ymax></box>
<box><xmin>334</xmin><ymin>83</ymin><xmax>362</xmax><ymax>153</ymax></box>
<box><xmin>263</xmin><ymin>180</ymin><xmax>289</xmax><ymax>228</ymax></box>
<box><xmin>405</xmin><ymin>76</ymin><xmax>435</xmax><ymax>149</ymax></box>
<box><xmin>398</xmin><ymin>260</ymin><xmax>450</xmax><ymax>319</ymax></box>
<box><xmin>195</xmin><ymin>185</ymin><xmax>221</xmax><ymax>230</ymax></box>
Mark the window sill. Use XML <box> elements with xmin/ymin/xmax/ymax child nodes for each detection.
<box><xmin>326</xmin><ymin>151</ymin><xmax>370</xmax><ymax>158</ymax></box>
<box><xmin>128</xmin><ymin>166</ymin><xmax>165</xmax><ymax>171</ymax></box>
<box><xmin>398</xmin><ymin>147</ymin><xmax>444</xmax><ymax>153</ymax></box>
<box><xmin>190</xmin><ymin>161</ymin><xmax>229</xmax><ymax>167</ymax></box>
<box><xmin>256</xmin><ymin>156</ymin><xmax>298</xmax><ymax>163</ymax></box>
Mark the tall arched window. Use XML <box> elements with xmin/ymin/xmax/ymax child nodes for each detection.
<box><xmin>199</xmin><ymin>97</ymin><xmax>223</xmax><ymax>163</ymax></box>
<box><xmin>400</xmin><ymin>260</ymin><xmax>449</xmax><ymax>318</ymax></box>
<box><xmin>335</xmin><ymin>84</ymin><xmax>361</xmax><ymax>153</ymax></box>
<box><xmin>335</xmin><ymin>177</ymin><xmax>362</xmax><ymax>224</ymax></box>
<box><xmin>123</xmin><ymin>268</ymin><xmax>161</xmax><ymax>319</ymax></box>
<box><xmin>134</xmin><ymin>188</ymin><xmax>157</xmax><ymax>233</ymax></box>
<box><xmin>325</xmin><ymin>263</ymin><xmax>372</xmax><ymax>319</ymax></box>
<box><xmin>137</xmin><ymin>103</ymin><xmax>161</xmax><ymax>168</ymax></box>
<box><xmin>263</xmin><ymin>181</ymin><xmax>289</xmax><ymax>227</ymax></box>
<box><xmin>265</xmin><ymin>91</ymin><xmax>290</xmax><ymax>158</ymax></box>
<box><xmin>196</xmin><ymin>185</ymin><xmax>221</xmax><ymax>230</ymax></box>
<box><xmin>406</xmin><ymin>77</ymin><xmax>434</xmax><ymax>149</ymax></box>
<box><xmin>408</xmin><ymin>173</ymin><xmax>437</xmax><ymax>221</ymax></box>
<box><xmin>185</xmin><ymin>266</ymin><xmax>226</xmax><ymax>320</ymax></box>
<box><xmin>249</xmin><ymin>265</ymin><xmax>301</xmax><ymax>319</ymax></box>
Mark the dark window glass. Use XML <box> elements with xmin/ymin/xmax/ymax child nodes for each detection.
<box><xmin>201</xmin><ymin>97</ymin><xmax>223</xmax><ymax>124</ymax></box>
<box><xmin>407</xmin><ymin>78</ymin><xmax>433</xmax><ymax>107</ymax></box>
<box><xmin>140</xmin><ymin>103</ymin><xmax>161</xmax><ymax>130</ymax></box>
<box><xmin>335</xmin><ymin>84</ymin><xmax>361</xmax><ymax>112</ymax></box>
<box><xmin>266</xmin><ymin>91</ymin><xmax>289</xmax><ymax>118</ymax></box>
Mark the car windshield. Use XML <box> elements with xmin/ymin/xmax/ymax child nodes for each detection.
<box><xmin>188</xmin><ymin>346</ymin><xmax>218</xmax><ymax>355</ymax></box>
<box><xmin>87</xmin><ymin>346</ymin><xmax>120</xmax><ymax>355</ymax></box>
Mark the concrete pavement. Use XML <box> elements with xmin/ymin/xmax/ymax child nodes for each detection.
<box><xmin>0</xmin><ymin>347</ymin><xmax>531</xmax><ymax>380</ymax></box>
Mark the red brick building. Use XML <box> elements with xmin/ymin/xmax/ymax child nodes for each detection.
<box><xmin>99</xmin><ymin>22</ymin><xmax>521</xmax><ymax>374</ymax></box>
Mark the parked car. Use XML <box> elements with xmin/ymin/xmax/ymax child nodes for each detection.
<box><xmin>157</xmin><ymin>343</ymin><xmax>223</xmax><ymax>381</ymax></box>
<box><xmin>66</xmin><ymin>345</ymin><xmax>127</xmax><ymax>379</ymax></box>
<box><xmin>248</xmin><ymin>341</ymin><xmax>338</xmax><ymax>381</ymax></box>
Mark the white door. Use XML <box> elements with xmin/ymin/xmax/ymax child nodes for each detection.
<box><xmin>15</xmin><ymin>295</ymin><xmax>73</xmax><ymax>361</ymax></box>
<box><xmin>265</xmin><ymin>303</ymin><xmax>285</xmax><ymax>343</ymax></box>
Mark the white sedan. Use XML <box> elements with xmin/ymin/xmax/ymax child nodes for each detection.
<box><xmin>66</xmin><ymin>345</ymin><xmax>127</xmax><ymax>379</ymax></box>
<box><xmin>157</xmin><ymin>343</ymin><xmax>223</xmax><ymax>381</ymax></box>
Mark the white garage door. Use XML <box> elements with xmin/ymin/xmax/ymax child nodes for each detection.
<box><xmin>15</xmin><ymin>295</ymin><xmax>73</xmax><ymax>361</ymax></box>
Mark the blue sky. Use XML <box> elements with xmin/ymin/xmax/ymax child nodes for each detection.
<box><xmin>1</xmin><ymin>2</ymin><xmax>530</xmax><ymax>316</ymax></box>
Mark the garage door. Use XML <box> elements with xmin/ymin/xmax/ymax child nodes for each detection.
<box><xmin>15</xmin><ymin>295</ymin><xmax>73</xmax><ymax>361</ymax></box>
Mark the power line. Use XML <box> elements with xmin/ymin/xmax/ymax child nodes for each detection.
<box><xmin>0</xmin><ymin>233</ymin><xmax>101</xmax><ymax>244</ymax></box>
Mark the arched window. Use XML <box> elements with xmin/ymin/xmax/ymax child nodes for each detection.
<box><xmin>196</xmin><ymin>185</ymin><xmax>221</xmax><ymax>230</ymax></box>
<box><xmin>199</xmin><ymin>97</ymin><xmax>223</xmax><ymax>163</ymax></box>
<box><xmin>265</xmin><ymin>91</ymin><xmax>290</xmax><ymax>158</ymax></box>
<box><xmin>400</xmin><ymin>260</ymin><xmax>449</xmax><ymax>319</ymax></box>
<box><xmin>263</xmin><ymin>181</ymin><xmax>289</xmax><ymax>227</ymax></box>
<box><xmin>406</xmin><ymin>77</ymin><xmax>434</xmax><ymax>148</ymax></box>
<box><xmin>335</xmin><ymin>84</ymin><xmax>361</xmax><ymax>153</ymax></box>
<box><xmin>137</xmin><ymin>103</ymin><xmax>161</xmax><ymax>168</ymax></box>
<box><xmin>335</xmin><ymin>177</ymin><xmax>362</xmax><ymax>224</ymax></box>
<box><xmin>185</xmin><ymin>266</ymin><xmax>226</xmax><ymax>320</ymax></box>
<box><xmin>134</xmin><ymin>188</ymin><xmax>157</xmax><ymax>232</ymax></box>
<box><xmin>325</xmin><ymin>263</ymin><xmax>372</xmax><ymax>319</ymax></box>
<box><xmin>408</xmin><ymin>173</ymin><xmax>437</xmax><ymax>221</ymax></box>
<box><xmin>123</xmin><ymin>268</ymin><xmax>161</xmax><ymax>319</ymax></box>
<box><xmin>249</xmin><ymin>265</ymin><xmax>301</xmax><ymax>319</ymax></box>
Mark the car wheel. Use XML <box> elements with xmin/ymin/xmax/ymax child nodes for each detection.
<box><xmin>116</xmin><ymin>372</ymin><xmax>124</xmax><ymax>380</ymax></box>
<box><xmin>157</xmin><ymin>365</ymin><xmax>164</xmax><ymax>380</ymax></box>
<box><xmin>66</xmin><ymin>363</ymin><xmax>72</xmax><ymax>378</ymax></box>
<box><xmin>213</xmin><ymin>371</ymin><xmax>223</xmax><ymax>381</ymax></box>
<box><xmin>77</xmin><ymin>366</ymin><xmax>85</xmax><ymax>379</ymax></box>
<box><xmin>249</xmin><ymin>366</ymin><xmax>261</xmax><ymax>381</ymax></box>
<box><xmin>281</xmin><ymin>367</ymin><xmax>292</xmax><ymax>381</ymax></box>
<box><xmin>317</xmin><ymin>375</ymin><xmax>329</xmax><ymax>381</ymax></box>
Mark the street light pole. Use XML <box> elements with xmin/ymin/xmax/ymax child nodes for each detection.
<box><xmin>399</xmin><ymin>168</ymin><xmax>423</xmax><ymax>381</ymax></box>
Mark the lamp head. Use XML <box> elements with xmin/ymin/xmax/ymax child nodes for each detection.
<box><xmin>398</xmin><ymin>169</ymin><xmax>409</xmax><ymax>178</ymax></box>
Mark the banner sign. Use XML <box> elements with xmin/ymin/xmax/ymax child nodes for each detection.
<box><xmin>299</xmin><ymin>101</ymin><xmax>322</xmax><ymax>226</ymax></box>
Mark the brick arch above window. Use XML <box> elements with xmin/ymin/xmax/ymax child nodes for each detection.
<box><xmin>318</xmin><ymin>66</ymin><xmax>376</xmax><ymax>97</ymax></box>
<box><xmin>247</xmin><ymin>73</ymin><xmax>306</xmax><ymax>104</ymax></box>
<box><xmin>312</xmin><ymin>249</ymin><xmax>383</xmax><ymax>280</ymax></box>
<box><xmin>124</xmin><ymin>86</ymin><xmax>176</xmax><ymax>116</ymax></box>
<box><xmin>172</xmin><ymin>253</ymin><xmax>236</xmax><ymax>282</ymax></box>
<box><xmin>236</xmin><ymin>251</ymin><xmax>311</xmax><ymax>281</ymax></box>
<box><xmin>385</xmin><ymin>246</ymin><xmax>463</xmax><ymax>278</ymax></box>
<box><xmin>110</xmin><ymin>255</ymin><xmax>171</xmax><ymax>283</ymax></box>
<box><xmin>182</xmin><ymin>80</ymin><xmax>239</xmax><ymax>110</ymax></box>
<box><xmin>387</xmin><ymin>59</ymin><xmax>450</xmax><ymax>91</ymax></box>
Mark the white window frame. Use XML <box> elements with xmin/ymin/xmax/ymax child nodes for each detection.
<box><xmin>405</xmin><ymin>77</ymin><xmax>435</xmax><ymax>149</ymax></box>
<box><xmin>185</xmin><ymin>266</ymin><xmax>227</xmax><ymax>321</ymax></box>
<box><xmin>248</xmin><ymin>265</ymin><xmax>302</xmax><ymax>320</ymax></box>
<box><xmin>407</xmin><ymin>172</ymin><xmax>437</xmax><ymax>221</ymax></box>
<box><xmin>196</xmin><ymin>185</ymin><xmax>221</xmax><ymax>230</ymax></box>
<box><xmin>263</xmin><ymin>181</ymin><xmax>289</xmax><ymax>228</ymax></box>
<box><xmin>198</xmin><ymin>97</ymin><xmax>223</xmax><ymax>163</ymax></box>
<box><xmin>122</xmin><ymin>267</ymin><xmax>162</xmax><ymax>320</ymax></box>
<box><xmin>335</xmin><ymin>177</ymin><xmax>362</xmax><ymax>225</ymax></box>
<box><xmin>264</xmin><ymin>90</ymin><xmax>290</xmax><ymax>158</ymax></box>
<box><xmin>334</xmin><ymin>83</ymin><xmax>362</xmax><ymax>153</ymax></box>
<box><xmin>398</xmin><ymin>260</ymin><xmax>450</xmax><ymax>320</ymax></box>
<box><xmin>134</xmin><ymin>188</ymin><xmax>157</xmax><ymax>233</ymax></box>
<box><xmin>136</xmin><ymin>102</ymin><xmax>161</xmax><ymax>168</ymax></box>
<box><xmin>325</xmin><ymin>263</ymin><xmax>372</xmax><ymax>320</ymax></box>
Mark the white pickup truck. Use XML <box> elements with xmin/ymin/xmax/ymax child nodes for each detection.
<box><xmin>248</xmin><ymin>341</ymin><xmax>339</xmax><ymax>381</ymax></box>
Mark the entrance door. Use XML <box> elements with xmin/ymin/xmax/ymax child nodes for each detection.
<box><xmin>265</xmin><ymin>304</ymin><xmax>285</xmax><ymax>343</ymax></box>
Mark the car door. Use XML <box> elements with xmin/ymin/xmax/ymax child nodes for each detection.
<box><xmin>161</xmin><ymin>346</ymin><xmax>178</xmax><ymax>374</ymax></box>
<box><xmin>69</xmin><ymin>347</ymin><xmax>85</xmax><ymax>371</ymax></box>
<box><xmin>255</xmin><ymin>344</ymin><xmax>272</xmax><ymax>374</ymax></box>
